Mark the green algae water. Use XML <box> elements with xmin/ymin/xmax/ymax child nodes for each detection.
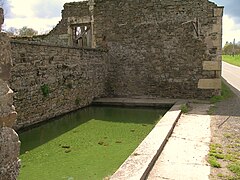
<box><xmin>18</xmin><ymin>106</ymin><xmax>168</xmax><ymax>180</ymax></box>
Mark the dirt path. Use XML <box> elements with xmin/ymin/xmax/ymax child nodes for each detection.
<box><xmin>209</xmin><ymin>84</ymin><xmax>240</xmax><ymax>179</ymax></box>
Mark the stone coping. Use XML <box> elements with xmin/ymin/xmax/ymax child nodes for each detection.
<box><xmin>93</xmin><ymin>97</ymin><xmax>177</xmax><ymax>108</ymax></box>
<box><xmin>10</xmin><ymin>39</ymin><xmax>108</xmax><ymax>52</ymax></box>
<box><xmin>93</xmin><ymin>97</ymin><xmax>183</xmax><ymax>179</ymax></box>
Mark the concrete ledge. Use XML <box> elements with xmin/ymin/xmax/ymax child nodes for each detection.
<box><xmin>109</xmin><ymin>103</ymin><xmax>182</xmax><ymax>180</ymax></box>
<box><xmin>93</xmin><ymin>97</ymin><xmax>176</xmax><ymax>108</ymax></box>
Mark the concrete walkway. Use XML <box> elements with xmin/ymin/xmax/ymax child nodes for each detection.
<box><xmin>147</xmin><ymin>103</ymin><xmax>211</xmax><ymax>180</ymax></box>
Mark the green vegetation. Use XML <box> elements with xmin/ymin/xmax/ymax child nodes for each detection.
<box><xmin>67</xmin><ymin>83</ymin><xmax>73</xmax><ymax>89</ymax></box>
<box><xmin>5</xmin><ymin>26</ymin><xmax>38</xmax><ymax>37</ymax></box>
<box><xmin>210</xmin><ymin>81</ymin><xmax>233</xmax><ymax>103</ymax></box>
<box><xmin>40</xmin><ymin>84</ymin><xmax>50</xmax><ymax>97</ymax></box>
<box><xmin>228</xmin><ymin>162</ymin><xmax>240</xmax><ymax>177</ymax></box>
<box><xmin>180</xmin><ymin>104</ymin><xmax>189</xmax><ymax>113</ymax></box>
<box><xmin>208</xmin><ymin>156</ymin><xmax>221</xmax><ymax>168</ymax></box>
<box><xmin>208</xmin><ymin>144</ymin><xmax>223</xmax><ymax>168</ymax></box>
<box><xmin>19</xmin><ymin>106</ymin><xmax>167</xmax><ymax>180</ymax></box>
<box><xmin>222</xmin><ymin>41</ymin><xmax>240</xmax><ymax>56</ymax></box>
<box><xmin>217</xmin><ymin>173</ymin><xmax>224</xmax><ymax>177</ymax></box>
<box><xmin>224</xmin><ymin>133</ymin><xmax>232</xmax><ymax>139</ymax></box>
<box><xmin>75</xmin><ymin>97</ymin><xmax>80</xmax><ymax>106</ymax></box>
<box><xmin>222</xmin><ymin>55</ymin><xmax>240</xmax><ymax>67</ymax></box>
<box><xmin>208</xmin><ymin>141</ymin><xmax>240</xmax><ymax>179</ymax></box>
<box><xmin>207</xmin><ymin>106</ymin><xmax>216</xmax><ymax>115</ymax></box>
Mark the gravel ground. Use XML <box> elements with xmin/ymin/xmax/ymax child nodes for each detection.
<box><xmin>209</xmin><ymin>84</ymin><xmax>240</xmax><ymax>179</ymax></box>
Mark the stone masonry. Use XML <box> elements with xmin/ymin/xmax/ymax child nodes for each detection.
<box><xmin>0</xmin><ymin>8</ymin><xmax>20</xmax><ymax>180</ymax></box>
<box><xmin>10</xmin><ymin>0</ymin><xmax>223</xmax><ymax>128</ymax></box>
<box><xmin>10</xmin><ymin>41</ymin><xmax>108</xmax><ymax>129</ymax></box>
<box><xmin>26</xmin><ymin>0</ymin><xmax>223</xmax><ymax>97</ymax></box>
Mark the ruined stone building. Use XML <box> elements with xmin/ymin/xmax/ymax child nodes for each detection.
<box><xmin>9</xmin><ymin>0</ymin><xmax>223</xmax><ymax>128</ymax></box>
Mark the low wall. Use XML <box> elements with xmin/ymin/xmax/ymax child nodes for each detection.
<box><xmin>10</xmin><ymin>41</ymin><xmax>108</xmax><ymax>129</ymax></box>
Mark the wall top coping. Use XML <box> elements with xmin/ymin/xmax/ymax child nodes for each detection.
<box><xmin>10</xmin><ymin>39</ymin><xmax>108</xmax><ymax>52</ymax></box>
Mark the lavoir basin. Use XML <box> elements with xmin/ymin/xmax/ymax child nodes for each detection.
<box><xmin>18</xmin><ymin>106</ymin><xmax>168</xmax><ymax>180</ymax></box>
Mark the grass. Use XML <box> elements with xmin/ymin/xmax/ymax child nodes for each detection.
<box><xmin>208</xmin><ymin>144</ymin><xmax>222</xmax><ymax>168</ymax></box>
<box><xmin>208</xmin><ymin>156</ymin><xmax>221</xmax><ymax>168</ymax></box>
<box><xmin>210</xmin><ymin>81</ymin><xmax>233</xmax><ymax>103</ymax></box>
<box><xmin>222</xmin><ymin>55</ymin><xmax>240</xmax><ymax>67</ymax></box>
<box><xmin>18</xmin><ymin>106</ymin><xmax>167</xmax><ymax>180</ymax></box>
<box><xmin>208</xmin><ymin>140</ymin><xmax>240</xmax><ymax>179</ymax></box>
<box><xmin>228</xmin><ymin>162</ymin><xmax>240</xmax><ymax>177</ymax></box>
<box><xmin>224</xmin><ymin>133</ymin><xmax>232</xmax><ymax>139</ymax></box>
<box><xmin>180</xmin><ymin>104</ymin><xmax>189</xmax><ymax>113</ymax></box>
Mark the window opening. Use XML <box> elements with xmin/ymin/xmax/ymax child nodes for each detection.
<box><xmin>72</xmin><ymin>24</ymin><xmax>91</xmax><ymax>48</ymax></box>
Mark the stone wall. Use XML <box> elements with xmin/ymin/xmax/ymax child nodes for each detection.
<box><xmin>9</xmin><ymin>0</ymin><xmax>223</xmax><ymax>128</ymax></box>
<box><xmin>0</xmin><ymin>7</ymin><xmax>20</xmax><ymax>179</ymax></box>
<box><xmin>36</xmin><ymin>0</ymin><xmax>223</xmax><ymax>99</ymax></box>
<box><xmin>94</xmin><ymin>0</ymin><xmax>223</xmax><ymax>98</ymax></box>
<box><xmin>10</xmin><ymin>41</ymin><xmax>108</xmax><ymax>129</ymax></box>
<box><xmin>10</xmin><ymin>2</ymin><xmax>90</xmax><ymax>46</ymax></box>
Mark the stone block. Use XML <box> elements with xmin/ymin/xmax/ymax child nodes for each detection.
<box><xmin>203</xmin><ymin>61</ymin><xmax>221</xmax><ymax>71</ymax></box>
<box><xmin>0</xmin><ymin>112</ymin><xmax>17</xmax><ymax>127</ymax></box>
<box><xmin>212</xmin><ymin>38</ymin><xmax>221</xmax><ymax>47</ymax></box>
<box><xmin>211</xmin><ymin>24</ymin><xmax>221</xmax><ymax>33</ymax></box>
<box><xmin>0</xmin><ymin>127</ymin><xmax>20</xmax><ymax>179</ymax></box>
<box><xmin>59</xmin><ymin>34</ymin><xmax>68</xmax><ymax>40</ymax></box>
<box><xmin>213</xmin><ymin>7</ymin><xmax>224</xmax><ymax>17</ymax></box>
<box><xmin>0</xmin><ymin>63</ymin><xmax>11</xmax><ymax>81</ymax></box>
<box><xmin>0</xmin><ymin>80</ymin><xmax>9</xmax><ymax>96</ymax></box>
<box><xmin>198</xmin><ymin>79</ymin><xmax>221</xmax><ymax>89</ymax></box>
<box><xmin>68</xmin><ymin>16</ymin><xmax>91</xmax><ymax>24</ymax></box>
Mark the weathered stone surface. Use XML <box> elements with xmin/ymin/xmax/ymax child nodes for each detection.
<box><xmin>0</xmin><ymin>80</ymin><xmax>9</xmax><ymax>96</ymax></box>
<box><xmin>29</xmin><ymin>0</ymin><xmax>222</xmax><ymax>98</ymax></box>
<box><xmin>0</xmin><ymin>27</ymin><xmax>20</xmax><ymax>179</ymax></box>
<box><xmin>10</xmin><ymin>41</ymin><xmax>108</xmax><ymax>129</ymax></box>
<box><xmin>0</xmin><ymin>34</ymin><xmax>12</xmax><ymax>84</ymax></box>
<box><xmin>0</xmin><ymin>127</ymin><xmax>20</xmax><ymax>180</ymax></box>
<box><xmin>198</xmin><ymin>78</ymin><xmax>221</xmax><ymax>89</ymax></box>
<box><xmin>203</xmin><ymin>61</ymin><xmax>221</xmax><ymax>71</ymax></box>
<box><xmin>0</xmin><ymin>8</ymin><xmax>4</xmax><ymax>31</ymax></box>
<box><xmin>0</xmin><ymin>112</ymin><xmax>17</xmax><ymax>128</ymax></box>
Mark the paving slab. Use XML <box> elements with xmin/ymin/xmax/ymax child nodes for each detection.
<box><xmin>147</xmin><ymin>103</ymin><xmax>211</xmax><ymax>180</ymax></box>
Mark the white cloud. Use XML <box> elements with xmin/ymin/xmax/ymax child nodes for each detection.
<box><xmin>222</xmin><ymin>15</ymin><xmax>240</xmax><ymax>44</ymax></box>
<box><xmin>4</xmin><ymin>17</ymin><xmax>61</xmax><ymax>34</ymax></box>
<box><xmin>4</xmin><ymin>0</ymin><xmax>78</xmax><ymax>33</ymax></box>
<box><xmin>9</xmin><ymin>0</ymin><xmax>36</xmax><ymax>18</ymax></box>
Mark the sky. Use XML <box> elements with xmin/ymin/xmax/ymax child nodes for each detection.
<box><xmin>1</xmin><ymin>0</ymin><xmax>240</xmax><ymax>45</ymax></box>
